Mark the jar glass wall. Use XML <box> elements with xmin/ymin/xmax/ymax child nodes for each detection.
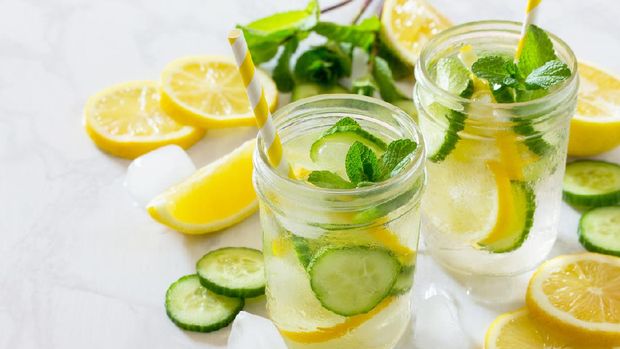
<box><xmin>253</xmin><ymin>95</ymin><xmax>426</xmax><ymax>349</ymax></box>
<box><xmin>414</xmin><ymin>21</ymin><xmax>578</xmax><ymax>277</ymax></box>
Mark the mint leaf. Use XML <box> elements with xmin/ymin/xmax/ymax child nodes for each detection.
<box><xmin>435</xmin><ymin>56</ymin><xmax>472</xmax><ymax>96</ymax></box>
<box><xmin>524</xmin><ymin>59</ymin><xmax>571</xmax><ymax>90</ymax></box>
<box><xmin>345</xmin><ymin>141</ymin><xmax>380</xmax><ymax>184</ymax></box>
<box><xmin>352</xmin><ymin>75</ymin><xmax>377</xmax><ymax>96</ymax></box>
<box><xmin>377</xmin><ymin>38</ymin><xmax>413</xmax><ymax>80</ymax></box>
<box><xmin>273</xmin><ymin>37</ymin><xmax>300</xmax><ymax>92</ymax></box>
<box><xmin>294</xmin><ymin>43</ymin><xmax>351</xmax><ymax>85</ymax></box>
<box><xmin>378</xmin><ymin>139</ymin><xmax>417</xmax><ymax>180</ymax></box>
<box><xmin>332</xmin><ymin>116</ymin><xmax>359</xmax><ymax>127</ymax></box>
<box><xmin>238</xmin><ymin>0</ymin><xmax>318</xmax><ymax>64</ymax></box>
<box><xmin>313</xmin><ymin>16</ymin><xmax>380</xmax><ymax>51</ymax></box>
<box><xmin>372</xmin><ymin>56</ymin><xmax>409</xmax><ymax>102</ymax></box>
<box><xmin>307</xmin><ymin>171</ymin><xmax>355</xmax><ymax>189</ymax></box>
<box><xmin>517</xmin><ymin>24</ymin><xmax>557</xmax><ymax>77</ymax></box>
<box><xmin>471</xmin><ymin>56</ymin><xmax>516</xmax><ymax>86</ymax></box>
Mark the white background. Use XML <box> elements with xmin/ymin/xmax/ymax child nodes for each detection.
<box><xmin>1</xmin><ymin>0</ymin><xmax>619</xmax><ymax>348</ymax></box>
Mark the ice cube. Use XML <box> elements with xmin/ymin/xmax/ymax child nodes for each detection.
<box><xmin>124</xmin><ymin>145</ymin><xmax>196</xmax><ymax>206</ymax></box>
<box><xmin>414</xmin><ymin>286</ymin><xmax>470</xmax><ymax>349</ymax></box>
<box><xmin>227</xmin><ymin>311</ymin><xmax>287</xmax><ymax>349</ymax></box>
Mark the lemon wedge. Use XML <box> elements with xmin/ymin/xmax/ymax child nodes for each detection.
<box><xmin>568</xmin><ymin>63</ymin><xmax>620</xmax><ymax>156</ymax></box>
<box><xmin>526</xmin><ymin>253</ymin><xmax>620</xmax><ymax>345</ymax></box>
<box><xmin>147</xmin><ymin>139</ymin><xmax>257</xmax><ymax>234</ymax></box>
<box><xmin>84</xmin><ymin>81</ymin><xmax>205</xmax><ymax>159</ymax></box>
<box><xmin>160</xmin><ymin>55</ymin><xmax>277</xmax><ymax>129</ymax></box>
<box><xmin>381</xmin><ymin>0</ymin><xmax>452</xmax><ymax>66</ymax></box>
<box><xmin>484</xmin><ymin>308</ymin><xmax>613</xmax><ymax>349</ymax></box>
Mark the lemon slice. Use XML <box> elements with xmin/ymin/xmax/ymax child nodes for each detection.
<box><xmin>526</xmin><ymin>253</ymin><xmax>620</xmax><ymax>345</ymax></box>
<box><xmin>160</xmin><ymin>55</ymin><xmax>278</xmax><ymax>129</ymax></box>
<box><xmin>484</xmin><ymin>308</ymin><xmax>613</xmax><ymax>349</ymax></box>
<box><xmin>84</xmin><ymin>81</ymin><xmax>205</xmax><ymax>159</ymax></box>
<box><xmin>568</xmin><ymin>63</ymin><xmax>620</xmax><ymax>156</ymax></box>
<box><xmin>381</xmin><ymin>0</ymin><xmax>452</xmax><ymax>66</ymax></box>
<box><xmin>279</xmin><ymin>297</ymin><xmax>394</xmax><ymax>344</ymax></box>
<box><xmin>147</xmin><ymin>139</ymin><xmax>257</xmax><ymax>234</ymax></box>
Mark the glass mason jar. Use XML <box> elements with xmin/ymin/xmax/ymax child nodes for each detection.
<box><xmin>253</xmin><ymin>95</ymin><xmax>426</xmax><ymax>349</ymax></box>
<box><xmin>414</xmin><ymin>21</ymin><xmax>579</xmax><ymax>278</ymax></box>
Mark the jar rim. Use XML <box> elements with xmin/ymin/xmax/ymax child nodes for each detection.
<box><xmin>253</xmin><ymin>94</ymin><xmax>426</xmax><ymax>209</ymax></box>
<box><xmin>416</xmin><ymin>20</ymin><xmax>579</xmax><ymax>109</ymax></box>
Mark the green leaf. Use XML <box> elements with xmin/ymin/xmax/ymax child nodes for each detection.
<box><xmin>273</xmin><ymin>37</ymin><xmax>300</xmax><ymax>92</ymax></box>
<box><xmin>524</xmin><ymin>59</ymin><xmax>571</xmax><ymax>90</ymax></box>
<box><xmin>238</xmin><ymin>0</ymin><xmax>318</xmax><ymax>64</ymax></box>
<box><xmin>377</xmin><ymin>39</ymin><xmax>413</xmax><ymax>80</ymax></box>
<box><xmin>372</xmin><ymin>56</ymin><xmax>408</xmax><ymax>102</ymax></box>
<box><xmin>294</xmin><ymin>43</ymin><xmax>352</xmax><ymax>85</ymax></box>
<box><xmin>435</xmin><ymin>56</ymin><xmax>473</xmax><ymax>96</ymax></box>
<box><xmin>345</xmin><ymin>141</ymin><xmax>380</xmax><ymax>184</ymax></box>
<box><xmin>313</xmin><ymin>16</ymin><xmax>381</xmax><ymax>51</ymax></box>
<box><xmin>307</xmin><ymin>171</ymin><xmax>355</xmax><ymax>189</ymax></box>
<box><xmin>491</xmin><ymin>84</ymin><xmax>516</xmax><ymax>103</ymax></box>
<box><xmin>471</xmin><ymin>56</ymin><xmax>514</xmax><ymax>85</ymax></box>
<box><xmin>517</xmin><ymin>24</ymin><xmax>557</xmax><ymax>78</ymax></box>
<box><xmin>377</xmin><ymin>139</ymin><xmax>418</xmax><ymax>180</ymax></box>
<box><xmin>352</xmin><ymin>75</ymin><xmax>377</xmax><ymax>96</ymax></box>
<box><xmin>332</xmin><ymin>116</ymin><xmax>359</xmax><ymax>127</ymax></box>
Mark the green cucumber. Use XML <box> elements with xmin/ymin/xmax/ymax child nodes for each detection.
<box><xmin>196</xmin><ymin>247</ymin><xmax>265</xmax><ymax>298</ymax></box>
<box><xmin>563</xmin><ymin>160</ymin><xmax>620</xmax><ymax>207</ymax></box>
<box><xmin>476</xmin><ymin>182</ymin><xmax>536</xmax><ymax>253</ymax></box>
<box><xmin>165</xmin><ymin>274</ymin><xmax>244</xmax><ymax>332</ymax></box>
<box><xmin>578</xmin><ymin>206</ymin><xmax>620</xmax><ymax>257</ymax></box>
<box><xmin>426</xmin><ymin>81</ymin><xmax>473</xmax><ymax>163</ymax></box>
<box><xmin>291</xmin><ymin>83</ymin><xmax>349</xmax><ymax>101</ymax></box>
<box><xmin>310</xmin><ymin>118</ymin><xmax>387</xmax><ymax>163</ymax></box>
<box><xmin>308</xmin><ymin>246</ymin><xmax>400</xmax><ymax>316</ymax></box>
<box><xmin>390</xmin><ymin>264</ymin><xmax>415</xmax><ymax>295</ymax></box>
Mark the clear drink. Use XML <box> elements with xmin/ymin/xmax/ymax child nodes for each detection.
<box><xmin>253</xmin><ymin>95</ymin><xmax>426</xmax><ymax>349</ymax></box>
<box><xmin>414</xmin><ymin>21</ymin><xmax>579</xmax><ymax>277</ymax></box>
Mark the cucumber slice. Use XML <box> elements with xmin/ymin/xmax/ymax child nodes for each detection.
<box><xmin>291</xmin><ymin>83</ymin><xmax>349</xmax><ymax>101</ymax></box>
<box><xmin>563</xmin><ymin>160</ymin><xmax>620</xmax><ymax>207</ymax></box>
<box><xmin>578</xmin><ymin>206</ymin><xmax>620</xmax><ymax>257</ymax></box>
<box><xmin>310</xmin><ymin>118</ymin><xmax>387</xmax><ymax>163</ymax></box>
<box><xmin>390</xmin><ymin>264</ymin><xmax>415</xmax><ymax>295</ymax></box>
<box><xmin>308</xmin><ymin>246</ymin><xmax>400</xmax><ymax>316</ymax></box>
<box><xmin>196</xmin><ymin>247</ymin><xmax>265</xmax><ymax>298</ymax></box>
<box><xmin>476</xmin><ymin>182</ymin><xmax>536</xmax><ymax>253</ymax></box>
<box><xmin>165</xmin><ymin>274</ymin><xmax>244</xmax><ymax>332</ymax></box>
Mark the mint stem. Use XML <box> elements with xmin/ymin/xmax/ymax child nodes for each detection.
<box><xmin>321</xmin><ymin>0</ymin><xmax>354</xmax><ymax>14</ymax></box>
<box><xmin>352</xmin><ymin>0</ymin><xmax>374</xmax><ymax>24</ymax></box>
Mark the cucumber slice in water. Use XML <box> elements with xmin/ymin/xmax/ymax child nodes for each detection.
<box><xmin>165</xmin><ymin>274</ymin><xmax>244</xmax><ymax>332</ymax></box>
<box><xmin>563</xmin><ymin>160</ymin><xmax>620</xmax><ymax>207</ymax></box>
<box><xmin>476</xmin><ymin>181</ymin><xmax>536</xmax><ymax>253</ymax></box>
<box><xmin>578</xmin><ymin>206</ymin><xmax>620</xmax><ymax>257</ymax></box>
<box><xmin>196</xmin><ymin>247</ymin><xmax>265</xmax><ymax>298</ymax></box>
<box><xmin>310</xmin><ymin>118</ymin><xmax>387</xmax><ymax>163</ymax></box>
<box><xmin>390</xmin><ymin>264</ymin><xmax>415</xmax><ymax>295</ymax></box>
<box><xmin>308</xmin><ymin>246</ymin><xmax>400</xmax><ymax>316</ymax></box>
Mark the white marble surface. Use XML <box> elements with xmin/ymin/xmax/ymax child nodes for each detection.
<box><xmin>1</xmin><ymin>0</ymin><xmax>619</xmax><ymax>348</ymax></box>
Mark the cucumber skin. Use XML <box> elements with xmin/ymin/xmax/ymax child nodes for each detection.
<box><xmin>390</xmin><ymin>265</ymin><xmax>415</xmax><ymax>296</ymax></box>
<box><xmin>477</xmin><ymin>182</ymin><xmax>536</xmax><ymax>254</ymax></box>
<box><xmin>308</xmin><ymin>246</ymin><xmax>400</xmax><ymax>317</ymax></box>
<box><xmin>563</xmin><ymin>160</ymin><xmax>620</xmax><ymax>208</ymax></box>
<box><xmin>196</xmin><ymin>247</ymin><xmax>266</xmax><ymax>298</ymax></box>
<box><xmin>165</xmin><ymin>274</ymin><xmax>245</xmax><ymax>333</ymax></box>
<box><xmin>578</xmin><ymin>207</ymin><xmax>620</xmax><ymax>257</ymax></box>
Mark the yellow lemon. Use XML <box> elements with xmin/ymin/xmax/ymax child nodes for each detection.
<box><xmin>147</xmin><ymin>139</ymin><xmax>257</xmax><ymax>234</ymax></box>
<box><xmin>381</xmin><ymin>0</ymin><xmax>452</xmax><ymax>66</ymax></box>
<box><xmin>484</xmin><ymin>308</ymin><xmax>613</xmax><ymax>349</ymax></box>
<box><xmin>160</xmin><ymin>55</ymin><xmax>277</xmax><ymax>129</ymax></box>
<box><xmin>568</xmin><ymin>63</ymin><xmax>620</xmax><ymax>156</ymax></box>
<box><xmin>526</xmin><ymin>253</ymin><xmax>620</xmax><ymax>345</ymax></box>
<box><xmin>84</xmin><ymin>81</ymin><xmax>205</xmax><ymax>159</ymax></box>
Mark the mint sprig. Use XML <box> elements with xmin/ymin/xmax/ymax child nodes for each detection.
<box><xmin>471</xmin><ymin>25</ymin><xmax>571</xmax><ymax>103</ymax></box>
<box><xmin>313</xmin><ymin>16</ymin><xmax>381</xmax><ymax>51</ymax></box>
<box><xmin>308</xmin><ymin>118</ymin><xmax>417</xmax><ymax>189</ymax></box>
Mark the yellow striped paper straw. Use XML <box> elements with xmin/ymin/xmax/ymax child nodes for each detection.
<box><xmin>515</xmin><ymin>0</ymin><xmax>542</xmax><ymax>59</ymax></box>
<box><xmin>228</xmin><ymin>29</ymin><xmax>291</xmax><ymax>176</ymax></box>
